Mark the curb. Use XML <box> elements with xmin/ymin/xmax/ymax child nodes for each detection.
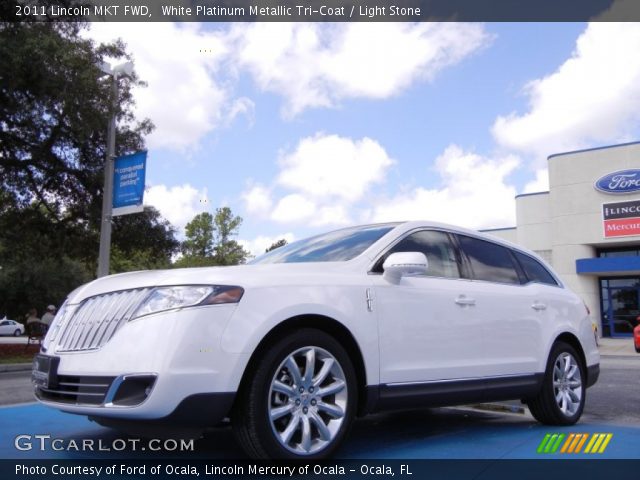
<box><xmin>0</xmin><ymin>363</ymin><xmax>32</xmax><ymax>373</ymax></box>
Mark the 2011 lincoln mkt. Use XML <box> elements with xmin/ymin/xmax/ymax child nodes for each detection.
<box><xmin>33</xmin><ymin>221</ymin><xmax>600</xmax><ymax>459</ymax></box>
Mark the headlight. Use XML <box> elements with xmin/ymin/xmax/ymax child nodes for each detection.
<box><xmin>132</xmin><ymin>285</ymin><xmax>244</xmax><ymax>319</ymax></box>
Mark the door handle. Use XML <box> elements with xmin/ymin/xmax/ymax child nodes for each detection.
<box><xmin>455</xmin><ymin>295</ymin><xmax>476</xmax><ymax>306</ymax></box>
<box><xmin>532</xmin><ymin>302</ymin><xmax>547</xmax><ymax>311</ymax></box>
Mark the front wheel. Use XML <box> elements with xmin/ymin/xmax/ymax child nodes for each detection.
<box><xmin>232</xmin><ymin>329</ymin><xmax>357</xmax><ymax>459</ymax></box>
<box><xmin>527</xmin><ymin>341</ymin><xmax>586</xmax><ymax>425</ymax></box>
<box><xmin>14</xmin><ymin>329</ymin><xmax>21</xmax><ymax>337</ymax></box>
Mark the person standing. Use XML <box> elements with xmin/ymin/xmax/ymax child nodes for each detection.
<box><xmin>41</xmin><ymin>305</ymin><xmax>56</xmax><ymax>326</ymax></box>
<box><xmin>25</xmin><ymin>308</ymin><xmax>40</xmax><ymax>325</ymax></box>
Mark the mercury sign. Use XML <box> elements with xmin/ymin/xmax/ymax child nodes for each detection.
<box><xmin>112</xmin><ymin>151</ymin><xmax>147</xmax><ymax>217</ymax></box>
<box><xmin>594</xmin><ymin>169</ymin><xmax>640</xmax><ymax>194</ymax></box>
<box><xmin>603</xmin><ymin>199</ymin><xmax>640</xmax><ymax>238</ymax></box>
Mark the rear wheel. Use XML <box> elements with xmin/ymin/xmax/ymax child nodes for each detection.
<box><xmin>232</xmin><ymin>329</ymin><xmax>357</xmax><ymax>459</ymax></box>
<box><xmin>527</xmin><ymin>341</ymin><xmax>585</xmax><ymax>425</ymax></box>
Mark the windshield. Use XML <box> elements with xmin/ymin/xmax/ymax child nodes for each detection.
<box><xmin>250</xmin><ymin>224</ymin><xmax>398</xmax><ymax>264</ymax></box>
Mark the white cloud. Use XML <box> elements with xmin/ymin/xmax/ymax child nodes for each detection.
<box><xmin>144</xmin><ymin>183</ymin><xmax>209</xmax><ymax>231</ymax></box>
<box><xmin>244</xmin><ymin>133</ymin><xmax>395</xmax><ymax>227</ymax></box>
<box><xmin>271</xmin><ymin>194</ymin><xmax>318</xmax><ymax>224</ymax></box>
<box><xmin>239</xmin><ymin>233</ymin><xmax>296</xmax><ymax>257</ymax></box>
<box><xmin>84</xmin><ymin>23</ymin><xmax>231</xmax><ymax>150</ymax></box>
<box><xmin>277</xmin><ymin>133</ymin><xmax>394</xmax><ymax>202</ymax></box>
<box><xmin>232</xmin><ymin>22</ymin><xmax>491</xmax><ymax>116</ymax></box>
<box><xmin>226</xmin><ymin>97</ymin><xmax>255</xmax><ymax>126</ymax></box>
<box><xmin>492</xmin><ymin>23</ymin><xmax>640</xmax><ymax>160</ymax></box>
<box><xmin>242</xmin><ymin>184</ymin><xmax>273</xmax><ymax>216</ymax></box>
<box><xmin>523</xmin><ymin>169</ymin><xmax>550</xmax><ymax>194</ymax></box>
<box><xmin>372</xmin><ymin>145</ymin><xmax>520</xmax><ymax>229</ymax></box>
<box><xmin>83</xmin><ymin>22</ymin><xmax>491</xmax><ymax>151</ymax></box>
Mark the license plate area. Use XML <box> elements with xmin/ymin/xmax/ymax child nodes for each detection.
<box><xmin>32</xmin><ymin>355</ymin><xmax>59</xmax><ymax>389</ymax></box>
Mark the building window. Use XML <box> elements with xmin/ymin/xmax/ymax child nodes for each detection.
<box><xmin>597</xmin><ymin>248</ymin><xmax>640</xmax><ymax>258</ymax></box>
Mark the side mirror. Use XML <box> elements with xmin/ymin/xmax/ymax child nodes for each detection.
<box><xmin>382</xmin><ymin>252</ymin><xmax>429</xmax><ymax>284</ymax></box>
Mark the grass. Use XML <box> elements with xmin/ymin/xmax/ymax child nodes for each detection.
<box><xmin>0</xmin><ymin>343</ymin><xmax>40</xmax><ymax>364</ymax></box>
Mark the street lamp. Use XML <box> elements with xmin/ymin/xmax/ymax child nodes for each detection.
<box><xmin>97</xmin><ymin>60</ymin><xmax>134</xmax><ymax>278</ymax></box>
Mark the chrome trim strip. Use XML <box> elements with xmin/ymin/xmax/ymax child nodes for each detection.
<box><xmin>385</xmin><ymin>373</ymin><xmax>536</xmax><ymax>387</ymax></box>
<box><xmin>103</xmin><ymin>372</ymin><xmax>158</xmax><ymax>408</ymax></box>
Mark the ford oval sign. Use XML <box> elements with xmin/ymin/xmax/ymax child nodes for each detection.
<box><xmin>595</xmin><ymin>169</ymin><xmax>640</xmax><ymax>194</ymax></box>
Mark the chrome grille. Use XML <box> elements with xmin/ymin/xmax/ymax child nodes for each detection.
<box><xmin>55</xmin><ymin>289</ymin><xmax>151</xmax><ymax>352</ymax></box>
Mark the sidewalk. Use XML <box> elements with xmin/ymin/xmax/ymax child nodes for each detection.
<box><xmin>597</xmin><ymin>337</ymin><xmax>638</xmax><ymax>357</ymax></box>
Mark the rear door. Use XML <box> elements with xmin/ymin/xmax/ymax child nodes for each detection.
<box><xmin>454</xmin><ymin>234</ymin><xmax>543</xmax><ymax>377</ymax></box>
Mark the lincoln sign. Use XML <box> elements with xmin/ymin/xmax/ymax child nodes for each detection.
<box><xmin>595</xmin><ymin>169</ymin><xmax>640</xmax><ymax>194</ymax></box>
<box><xmin>603</xmin><ymin>199</ymin><xmax>640</xmax><ymax>238</ymax></box>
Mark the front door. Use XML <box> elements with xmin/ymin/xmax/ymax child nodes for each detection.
<box><xmin>371</xmin><ymin>229</ymin><xmax>486</xmax><ymax>384</ymax></box>
<box><xmin>604</xmin><ymin>286</ymin><xmax>639</xmax><ymax>337</ymax></box>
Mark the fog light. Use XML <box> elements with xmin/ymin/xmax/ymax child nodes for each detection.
<box><xmin>110</xmin><ymin>375</ymin><xmax>156</xmax><ymax>406</ymax></box>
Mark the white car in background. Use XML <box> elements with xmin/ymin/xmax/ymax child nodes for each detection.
<box><xmin>0</xmin><ymin>317</ymin><xmax>24</xmax><ymax>336</ymax></box>
<box><xmin>33</xmin><ymin>221</ymin><xmax>600</xmax><ymax>459</ymax></box>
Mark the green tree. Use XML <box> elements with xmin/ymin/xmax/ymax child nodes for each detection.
<box><xmin>212</xmin><ymin>207</ymin><xmax>250</xmax><ymax>266</ymax></box>
<box><xmin>181</xmin><ymin>212</ymin><xmax>215</xmax><ymax>259</ymax></box>
<box><xmin>110</xmin><ymin>207</ymin><xmax>179</xmax><ymax>274</ymax></box>
<box><xmin>0</xmin><ymin>21</ymin><xmax>152</xmax><ymax>235</ymax></box>
<box><xmin>176</xmin><ymin>208</ymin><xmax>249</xmax><ymax>268</ymax></box>
<box><xmin>0</xmin><ymin>20</ymin><xmax>180</xmax><ymax>317</ymax></box>
<box><xmin>266</xmin><ymin>239</ymin><xmax>288</xmax><ymax>253</ymax></box>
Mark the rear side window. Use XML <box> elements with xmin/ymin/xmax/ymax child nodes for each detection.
<box><xmin>457</xmin><ymin>235</ymin><xmax>520</xmax><ymax>285</ymax></box>
<box><xmin>514</xmin><ymin>251</ymin><xmax>558</xmax><ymax>286</ymax></box>
<box><xmin>375</xmin><ymin>230</ymin><xmax>460</xmax><ymax>278</ymax></box>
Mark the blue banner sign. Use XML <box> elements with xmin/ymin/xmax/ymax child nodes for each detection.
<box><xmin>595</xmin><ymin>169</ymin><xmax>640</xmax><ymax>195</ymax></box>
<box><xmin>112</xmin><ymin>151</ymin><xmax>147</xmax><ymax>216</ymax></box>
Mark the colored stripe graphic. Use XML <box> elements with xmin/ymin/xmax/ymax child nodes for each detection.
<box><xmin>539</xmin><ymin>433</ymin><xmax>612</xmax><ymax>454</ymax></box>
<box><xmin>537</xmin><ymin>434</ymin><xmax>552</xmax><ymax>453</ymax></box>
<box><xmin>537</xmin><ymin>433</ymin><xmax>565</xmax><ymax>453</ymax></box>
<box><xmin>598</xmin><ymin>433</ymin><xmax>613</xmax><ymax>453</ymax></box>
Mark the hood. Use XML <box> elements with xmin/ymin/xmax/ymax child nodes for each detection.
<box><xmin>67</xmin><ymin>261</ymin><xmax>361</xmax><ymax>304</ymax></box>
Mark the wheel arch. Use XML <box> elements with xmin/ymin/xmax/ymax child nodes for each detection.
<box><xmin>235</xmin><ymin>314</ymin><xmax>371</xmax><ymax>416</ymax></box>
<box><xmin>552</xmin><ymin>332</ymin><xmax>588</xmax><ymax>380</ymax></box>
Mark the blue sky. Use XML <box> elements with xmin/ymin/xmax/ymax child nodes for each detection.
<box><xmin>85</xmin><ymin>22</ymin><xmax>640</xmax><ymax>255</ymax></box>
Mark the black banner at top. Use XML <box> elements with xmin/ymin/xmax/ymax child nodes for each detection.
<box><xmin>3</xmin><ymin>0</ymin><xmax>640</xmax><ymax>22</ymax></box>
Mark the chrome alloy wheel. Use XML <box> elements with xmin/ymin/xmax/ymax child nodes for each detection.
<box><xmin>552</xmin><ymin>352</ymin><xmax>583</xmax><ymax>416</ymax></box>
<box><xmin>268</xmin><ymin>346</ymin><xmax>348</xmax><ymax>456</ymax></box>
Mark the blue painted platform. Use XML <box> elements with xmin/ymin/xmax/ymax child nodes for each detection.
<box><xmin>1</xmin><ymin>403</ymin><xmax>638</xmax><ymax>460</ymax></box>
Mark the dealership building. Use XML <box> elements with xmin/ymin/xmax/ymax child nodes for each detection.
<box><xmin>485</xmin><ymin>141</ymin><xmax>640</xmax><ymax>338</ymax></box>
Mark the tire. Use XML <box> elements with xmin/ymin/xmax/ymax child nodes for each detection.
<box><xmin>232</xmin><ymin>328</ymin><xmax>357</xmax><ymax>459</ymax></box>
<box><xmin>14</xmin><ymin>329</ymin><xmax>21</xmax><ymax>337</ymax></box>
<box><xmin>527</xmin><ymin>341</ymin><xmax>586</xmax><ymax>425</ymax></box>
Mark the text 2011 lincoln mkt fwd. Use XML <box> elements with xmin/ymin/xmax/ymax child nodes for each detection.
<box><xmin>33</xmin><ymin>221</ymin><xmax>600</xmax><ymax>459</ymax></box>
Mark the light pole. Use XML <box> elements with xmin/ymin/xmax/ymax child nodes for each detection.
<box><xmin>97</xmin><ymin>60</ymin><xmax>133</xmax><ymax>278</ymax></box>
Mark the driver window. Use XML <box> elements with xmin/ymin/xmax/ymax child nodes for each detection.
<box><xmin>376</xmin><ymin>230</ymin><xmax>461</xmax><ymax>278</ymax></box>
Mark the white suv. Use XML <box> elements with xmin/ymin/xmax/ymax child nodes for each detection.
<box><xmin>34</xmin><ymin>221</ymin><xmax>600</xmax><ymax>459</ymax></box>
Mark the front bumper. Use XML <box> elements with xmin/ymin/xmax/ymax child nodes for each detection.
<box><xmin>34</xmin><ymin>304</ymin><xmax>249</xmax><ymax>424</ymax></box>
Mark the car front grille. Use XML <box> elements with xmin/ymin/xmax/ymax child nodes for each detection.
<box><xmin>35</xmin><ymin>375</ymin><xmax>116</xmax><ymax>405</ymax></box>
<box><xmin>55</xmin><ymin>288</ymin><xmax>151</xmax><ymax>352</ymax></box>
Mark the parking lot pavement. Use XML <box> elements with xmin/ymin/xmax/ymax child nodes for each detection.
<box><xmin>1</xmin><ymin>403</ymin><xmax>638</xmax><ymax>460</ymax></box>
